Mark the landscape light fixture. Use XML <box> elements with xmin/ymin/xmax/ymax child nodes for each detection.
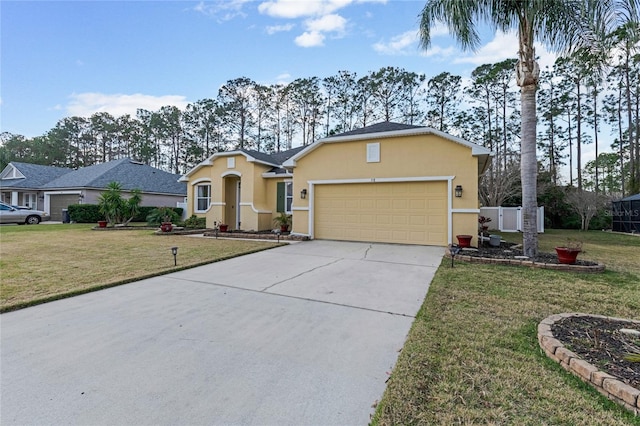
<box><xmin>449</xmin><ymin>244</ymin><xmax>461</xmax><ymax>268</ymax></box>
<box><xmin>171</xmin><ymin>246</ymin><xmax>178</xmax><ymax>266</ymax></box>
<box><xmin>454</xmin><ymin>185</ymin><xmax>463</xmax><ymax>198</ymax></box>
<box><xmin>300</xmin><ymin>189</ymin><xmax>307</xmax><ymax>199</ymax></box>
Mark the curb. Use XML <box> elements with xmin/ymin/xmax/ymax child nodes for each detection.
<box><xmin>538</xmin><ymin>313</ymin><xmax>640</xmax><ymax>416</ymax></box>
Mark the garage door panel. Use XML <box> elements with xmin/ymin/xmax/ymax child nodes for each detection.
<box><xmin>315</xmin><ymin>182</ymin><xmax>447</xmax><ymax>246</ymax></box>
<box><xmin>49</xmin><ymin>195</ymin><xmax>80</xmax><ymax>221</ymax></box>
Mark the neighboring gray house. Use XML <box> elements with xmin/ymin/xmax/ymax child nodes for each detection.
<box><xmin>0</xmin><ymin>158</ymin><xmax>187</xmax><ymax>221</ymax></box>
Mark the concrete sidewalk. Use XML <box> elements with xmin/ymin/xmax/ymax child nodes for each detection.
<box><xmin>1</xmin><ymin>240</ymin><xmax>443</xmax><ymax>425</ymax></box>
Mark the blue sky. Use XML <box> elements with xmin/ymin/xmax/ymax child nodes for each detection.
<box><xmin>2</xmin><ymin>0</ymin><xmax>556</xmax><ymax>139</ymax></box>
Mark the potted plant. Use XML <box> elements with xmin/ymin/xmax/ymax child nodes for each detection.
<box><xmin>555</xmin><ymin>239</ymin><xmax>583</xmax><ymax>264</ymax></box>
<box><xmin>146</xmin><ymin>207</ymin><xmax>179</xmax><ymax>232</ymax></box>
<box><xmin>456</xmin><ymin>234</ymin><xmax>473</xmax><ymax>248</ymax></box>
<box><xmin>216</xmin><ymin>221</ymin><xmax>228</xmax><ymax>232</ymax></box>
<box><xmin>273</xmin><ymin>212</ymin><xmax>292</xmax><ymax>233</ymax></box>
<box><xmin>97</xmin><ymin>220</ymin><xmax>108</xmax><ymax>228</ymax></box>
<box><xmin>478</xmin><ymin>215</ymin><xmax>492</xmax><ymax>232</ymax></box>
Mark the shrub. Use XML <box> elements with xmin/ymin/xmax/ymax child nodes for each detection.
<box><xmin>146</xmin><ymin>207</ymin><xmax>182</xmax><ymax>226</ymax></box>
<box><xmin>184</xmin><ymin>215</ymin><xmax>207</xmax><ymax>229</ymax></box>
<box><xmin>97</xmin><ymin>182</ymin><xmax>142</xmax><ymax>226</ymax></box>
<box><xmin>68</xmin><ymin>204</ymin><xmax>104</xmax><ymax>223</ymax></box>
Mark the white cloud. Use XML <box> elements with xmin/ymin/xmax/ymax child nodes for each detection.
<box><xmin>65</xmin><ymin>93</ymin><xmax>189</xmax><ymax>118</ymax></box>
<box><xmin>193</xmin><ymin>0</ymin><xmax>251</xmax><ymax>22</ymax></box>
<box><xmin>259</xmin><ymin>0</ymin><xmax>387</xmax><ymax>48</ymax></box>
<box><xmin>258</xmin><ymin>0</ymin><xmax>352</xmax><ymax>19</ymax></box>
<box><xmin>266</xmin><ymin>23</ymin><xmax>295</xmax><ymax>34</ymax></box>
<box><xmin>295</xmin><ymin>31</ymin><xmax>325</xmax><ymax>47</ymax></box>
<box><xmin>452</xmin><ymin>31</ymin><xmax>557</xmax><ymax>68</ymax></box>
<box><xmin>275</xmin><ymin>73</ymin><xmax>292</xmax><ymax>82</ymax></box>
<box><xmin>372</xmin><ymin>30</ymin><xmax>417</xmax><ymax>55</ymax></box>
<box><xmin>306</xmin><ymin>13</ymin><xmax>346</xmax><ymax>33</ymax></box>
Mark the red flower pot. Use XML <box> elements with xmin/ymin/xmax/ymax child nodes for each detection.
<box><xmin>555</xmin><ymin>247</ymin><xmax>581</xmax><ymax>264</ymax></box>
<box><xmin>219</xmin><ymin>224</ymin><xmax>228</xmax><ymax>232</ymax></box>
<box><xmin>161</xmin><ymin>222</ymin><xmax>173</xmax><ymax>232</ymax></box>
<box><xmin>98</xmin><ymin>220</ymin><xmax>108</xmax><ymax>228</ymax></box>
<box><xmin>456</xmin><ymin>235</ymin><xmax>473</xmax><ymax>248</ymax></box>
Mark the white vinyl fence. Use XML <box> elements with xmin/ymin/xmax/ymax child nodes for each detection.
<box><xmin>479</xmin><ymin>206</ymin><xmax>544</xmax><ymax>233</ymax></box>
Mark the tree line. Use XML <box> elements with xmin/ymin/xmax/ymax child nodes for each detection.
<box><xmin>1</xmin><ymin>38</ymin><xmax>638</xmax><ymax>198</ymax></box>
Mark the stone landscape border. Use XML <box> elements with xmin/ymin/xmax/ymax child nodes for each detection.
<box><xmin>444</xmin><ymin>250</ymin><xmax>605</xmax><ymax>273</ymax></box>
<box><xmin>538</xmin><ymin>313</ymin><xmax>640</xmax><ymax>416</ymax></box>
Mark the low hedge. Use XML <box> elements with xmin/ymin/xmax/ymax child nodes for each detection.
<box><xmin>68</xmin><ymin>204</ymin><xmax>104</xmax><ymax>223</ymax></box>
<box><xmin>68</xmin><ymin>204</ymin><xmax>183</xmax><ymax>224</ymax></box>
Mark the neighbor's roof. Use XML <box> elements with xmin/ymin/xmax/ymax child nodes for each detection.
<box><xmin>0</xmin><ymin>162</ymin><xmax>73</xmax><ymax>189</ymax></box>
<box><xmin>283</xmin><ymin>121</ymin><xmax>493</xmax><ymax>169</ymax></box>
<box><xmin>43</xmin><ymin>158</ymin><xmax>186</xmax><ymax>195</ymax></box>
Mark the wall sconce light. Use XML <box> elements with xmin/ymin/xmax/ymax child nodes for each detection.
<box><xmin>454</xmin><ymin>185</ymin><xmax>463</xmax><ymax>198</ymax></box>
<box><xmin>171</xmin><ymin>246</ymin><xmax>178</xmax><ymax>266</ymax></box>
<box><xmin>300</xmin><ymin>189</ymin><xmax>307</xmax><ymax>199</ymax></box>
<box><xmin>78</xmin><ymin>193</ymin><xmax>84</xmax><ymax>203</ymax></box>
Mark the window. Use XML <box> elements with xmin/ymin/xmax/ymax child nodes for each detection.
<box><xmin>23</xmin><ymin>193</ymin><xmax>36</xmax><ymax>209</ymax></box>
<box><xmin>367</xmin><ymin>142</ymin><xmax>380</xmax><ymax>162</ymax></box>
<box><xmin>277</xmin><ymin>181</ymin><xmax>293</xmax><ymax>213</ymax></box>
<box><xmin>285</xmin><ymin>182</ymin><xmax>293</xmax><ymax>213</ymax></box>
<box><xmin>195</xmin><ymin>184</ymin><xmax>211</xmax><ymax>212</ymax></box>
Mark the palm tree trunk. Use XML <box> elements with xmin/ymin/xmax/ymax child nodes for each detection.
<box><xmin>521</xmin><ymin>83</ymin><xmax>538</xmax><ymax>257</ymax></box>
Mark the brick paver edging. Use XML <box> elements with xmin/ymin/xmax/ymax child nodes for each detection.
<box><xmin>538</xmin><ymin>313</ymin><xmax>640</xmax><ymax>416</ymax></box>
<box><xmin>444</xmin><ymin>251</ymin><xmax>605</xmax><ymax>273</ymax></box>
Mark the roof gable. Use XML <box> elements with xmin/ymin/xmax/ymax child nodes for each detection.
<box><xmin>0</xmin><ymin>162</ymin><xmax>73</xmax><ymax>189</ymax></box>
<box><xmin>180</xmin><ymin>146</ymin><xmax>307</xmax><ymax>181</ymax></box>
<box><xmin>283</xmin><ymin>121</ymin><xmax>492</xmax><ymax>169</ymax></box>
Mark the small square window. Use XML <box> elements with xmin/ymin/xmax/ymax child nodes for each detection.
<box><xmin>227</xmin><ymin>157</ymin><xmax>235</xmax><ymax>168</ymax></box>
<box><xmin>367</xmin><ymin>143</ymin><xmax>380</xmax><ymax>163</ymax></box>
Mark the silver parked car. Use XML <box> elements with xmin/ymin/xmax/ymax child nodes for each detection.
<box><xmin>0</xmin><ymin>201</ymin><xmax>50</xmax><ymax>225</ymax></box>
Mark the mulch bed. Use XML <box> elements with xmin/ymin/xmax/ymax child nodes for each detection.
<box><xmin>460</xmin><ymin>241</ymin><xmax>600</xmax><ymax>266</ymax></box>
<box><xmin>552</xmin><ymin>316</ymin><xmax>640</xmax><ymax>389</ymax></box>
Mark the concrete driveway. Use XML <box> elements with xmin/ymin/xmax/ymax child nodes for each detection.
<box><xmin>1</xmin><ymin>240</ymin><xmax>443</xmax><ymax>425</ymax></box>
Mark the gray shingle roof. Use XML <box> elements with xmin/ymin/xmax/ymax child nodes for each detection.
<box><xmin>617</xmin><ymin>193</ymin><xmax>640</xmax><ymax>202</ymax></box>
<box><xmin>241</xmin><ymin>146</ymin><xmax>307</xmax><ymax>167</ymax></box>
<box><xmin>330</xmin><ymin>121</ymin><xmax>425</xmax><ymax>138</ymax></box>
<box><xmin>44</xmin><ymin>158</ymin><xmax>186</xmax><ymax>195</ymax></box>
<box><xmin>0</xmin><ymin>162</ymin><xmax>73</xmax><ymax>189</ymax></box>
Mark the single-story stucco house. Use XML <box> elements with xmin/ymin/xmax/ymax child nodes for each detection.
<box><xmin>180</xmin><ymin>122</ymin><xmax>492</xmax><ymax>246</ymax></box>
<box><xmin>0</xmin><ymin>158</ymin><xmax>187</xmax><ymax>221</ymax></box>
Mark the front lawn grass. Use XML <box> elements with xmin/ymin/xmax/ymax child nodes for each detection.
<box><xmin>373</xmin><ymin>230</ymin><xmax>640</xmax><ymax>425</ymax></box>
<box><xmin>0</xmin><ymin>223</ymin><xmax>280</xmax><ymax>312</ymax></box>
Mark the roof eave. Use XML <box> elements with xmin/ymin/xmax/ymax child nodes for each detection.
<box><xmin>284</xmin><ymin>126</ymin><xmax>492</xmax><ymax>167</ymax></box>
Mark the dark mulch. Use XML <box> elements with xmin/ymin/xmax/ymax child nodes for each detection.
<box><xmin>552</xmin><ymin>316</ymin><xmax>640</xmax><ymax>389</ymax></box>
<box><xmin>459</xmin><ymin>241</ymin><xmax>599</xmax><ymax>266</ymax></box>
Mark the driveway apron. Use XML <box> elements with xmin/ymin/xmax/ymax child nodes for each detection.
<box><xmin>1</xmin><ymin>240</ymin><xmax>443</xmax><ymax>425</ymax></box>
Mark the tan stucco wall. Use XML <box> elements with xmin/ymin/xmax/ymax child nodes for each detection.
<box><xmin>183</xmin><ymin>154</ymin><xmax>283</xmax><ymax>231</ymax></box>
<box><xmin>290</xmin><ymin>134</ymin><xmax>480</xmax><ymax>244</ymax></box>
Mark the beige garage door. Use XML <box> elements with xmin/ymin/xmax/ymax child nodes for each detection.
<box><xmin>314</xmin><ymin>181</ymin><xmax>448</xmax><ymax>246</ymax></box>
<box><xmin>49</xmin><ymin>195</ymin><xmax>79</xmax><ymax>221</ymax></box>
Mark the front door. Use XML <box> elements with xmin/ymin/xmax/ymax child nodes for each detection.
<box><xmin>224</xmin><ymin>176</ymin><xmax>241</xmax><ymax>230</ymax></box>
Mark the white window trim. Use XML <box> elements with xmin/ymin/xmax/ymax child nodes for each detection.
<box><xmin>366</xmin><ymin>143</ymin><xmax>380</xmax><ymax>163</ymax></box>
<box><xmin>194</xmin><ymin>183</ymin><xmax>212</xmax><ymax>213</ymax></box>
<box><xmin>285</xmin><ymin>181</ymin><xmax>293</xmax><ymax>214</ymax></box>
